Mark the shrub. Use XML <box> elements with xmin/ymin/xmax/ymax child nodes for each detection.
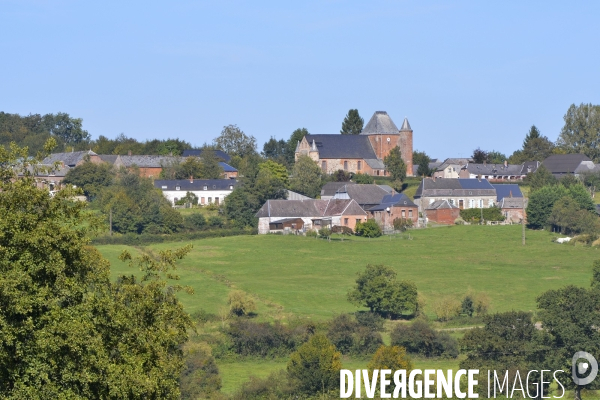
<box><xmin>180</xmin><ymin>343</ymin><xmax>222</xmax><ymax>399</ymax></box>
<box><xmin>319</xmin><ymin>227</ymin><xmax>332</xmax><ymax>239</ymax></box>
<box><xmin>459</xmin><ymin>207</ymin><xmax>505</xmax><ymax>222</ymax></box>
<box><xmin>185</xmin><ymin>213</ymin><xmax>206</xmax><ymax>230</ymax></box>
<box><xmin>228</xmin><ymin>290</ymin><xmax>256</xmax><ymax>316</ymax></box>
<box><xmin>355</xmin><ymin>219</ymin><xmax>382</xmax><ymax>238</ymax></box>
<box><xmin>393</xmin><ymin>218</ymin><xmax>413</xmax><ymax>232</ymax></box>
<box><xmin>331</xmin><ymin>225</ymin><xmax>353</xmax><ymax>235</ymax></box>
<box><xmin>367</xmin><ymin>345</ymin><xmax>413</xmax><ymax>374</ymax></box>
<box><xmin>208</xmin><ymin>215</ymin><xmax>224</xmax><ymax>228</ymax></box>
<box><xmin>353</xmin><ymin>173</ymin><xmax>374</xmax><ymax>184</ymax></box>
<box><xmin>391</xmin><ymin>320</ymin><xmax>458</xmax><ymax>358</ymax></box>
<box><xmin>305</xmin><ymin>230</ymin><xmax>318</xmax><ymax>238</ymax></box>
<box><xmin>432</xmin><ymin>296</ymin><xmax>461</xmax><ymax>322</ymax></box>
<box><xmin>226</xmin><ymin>320</ymin><xmax>297</xmax><ymax>357</ymax></box>
<box><xmin>355</xmin><ymin>311</ymin><xmax>385</xmax><ymax>332</ymax></box>
<box><xmin>204</xmin><ymin>202</ymin><xmax>220</xmax><ymax>211</ymax></box>
<box><xmin>461</xmin><ymin>295</ymin><xmax>474</xmax><ymax>317</ymax></box>
<box><xmin>352</xmin><ymin>327</ymin><xmax>384</xmax><ymax>355</ymax></box>
<box><xmin>326</xmin><ymin>314</ymin><xmax>358</xmax><ymax>354</ymax></box>
<box><xmin>231</xmin><ymin>370</ymin><xmax>293</xmax><ymax>400</ymax></box>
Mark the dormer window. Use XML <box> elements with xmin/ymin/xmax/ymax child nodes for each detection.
<box><xmin>229</xmin><ymin>185</ymin><xmax>233</xmax><ymax>190</ymax></box>
<box><xmin>162</xmin><ymin>185</ymin><xmax>167</xmax><ymax>189</ymax></box>
<box><xmin>176</xmin><ymin>186</ymin><xmax>181</xmax><ymax>191</ymax></box>
<box><xmin>213</xmin><ymin>185</ymin><xmax>216</xmax><ymax>189</ymax></box>
<box><xmin>203</xmin><ymin>186</ymin><xmax>207</xmax><ymax>190</ymax></box>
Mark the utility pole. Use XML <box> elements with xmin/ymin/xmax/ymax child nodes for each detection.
<box><xmin>109</xmin><ymin>208</ymin><xmax>113</xmax><ymax>236</ymax></box>
<box><xmin>522</xmin><ymin>216</ymin><xmax>525</xmax><ymax>246</ymax></box>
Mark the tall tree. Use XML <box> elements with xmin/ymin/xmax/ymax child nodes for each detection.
<box><xmin>526</xmin><ymin>164</ymin><xmax>557</xmax><ymax>192</ymax></box>
<box><xmin>557</xmin><ymin>103</ymin><xmax>600</xmax><ymax>162</ymax></box>
<box><xmin>383</xmin><ymin>146</ymin><xmax>407</xmax><ymax>181</ymax></box>
<box><xmin>262</xmin><ymin>136</ymin><xmax>288</xmax><ymax>160</ymax></box>
<box><xmin>487</xmin><ymin>150</ymin><xmax>507</xmax><ymax>164</ymax></box>
<box><xmin>340</xmin><ymin>109</ymin><xmax>364</xmax><ymax>135</ymax></box>
<box><xmin>289</xmin><ymin>155</ymin><xmax>323</xmax><ymax>198</ymax></box>
<box><xmin>213</xmin><ymin>124</ymin><xmax>257</xmax><ymax>158</ymax></box>
<box><xmin>526</xmin><ymin>184</ymin><xmax>568</xmax><ymax>229</ymax></box>
<box><xmin>472</xmin><ymin>147</ymin><xmax>489</xmax><ymax>163</ymax></box>
<box><xmin>63</xmin><ymin>160</ymin><xmax>114</xmax><ymax>199</ymax></box>
<box><xmin>199</xmin><ymin>146</ymin><xmax>224</xmax><ymax>179</ymax></box>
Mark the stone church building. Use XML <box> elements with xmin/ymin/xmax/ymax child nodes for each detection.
<box><xmin>295</xmin><ymin>111</ymin><xmax>413</xmax><ymax>177</ymax></box>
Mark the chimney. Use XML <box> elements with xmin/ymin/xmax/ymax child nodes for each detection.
<box><xmin>190</xmin><ymin>176</ymin><xmax>194</xmax><ymax>183</ymax></box>
<box><xmin>509</xmin><ymin>190</ymin><xmax>513</xmax><ymax>198</ymax></box>
<box><xmin>433</xmin><ymin>175</ymin><xmax>436</xmax><ymax>182</ymax></box>
<box><xmin>504</xmin><ymin>160</ymin><xmax>508</xmax><ymax>168</ymax></box>
<box><xmin>483</xmin><ymin>160</ymin><xmax>486</xmax><ymax>166</ymax></box>
<box><xmin>128</xmin><ymin>150</ymin><xmax>132</xmax><ymax>156</ymax></box>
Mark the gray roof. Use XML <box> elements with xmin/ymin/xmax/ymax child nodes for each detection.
<box><xmin>154</xmin><ymin>179</ymin><xmax>237</xmax><ymax>191</ymax></box>
<box><xmin>464</xmin><ymin>163</ymin><xmax>524</xmax><ymax>176</ymax></box>
<box><xmin>42</xmin><ymin>150</ymin><xmax>97</xmax><ymax>167</ymax></box>
<box><xmin>522</xmin><ymin>161</ymin><xmax>540</xmax><ymax>174</ymax></box>
<box><xmin>574</xmin><ymin>161</ymin><xmax>598</xmax><ymax>174</ymax></box>
<box><xmin>361</xmin><ymin>111</ymin><xmax>400</xmax><ymax>135</ymax></box>
<box><xmin>334</xmin><ymin>184</ymin><xmax>389</xmax><ymax>206</ymax></box>
<box><xmin>436</xmin><ymin>158</ymin><xmax>473</xmax><ymax>171</ymax></box>
<box><xmin>304</xmin><ymin>134</ymin><xmax>377</xmax><ymax>159</ymax></box>
<box><xmin>255</xmin><ymin>199</ymin><xmax>366</xmax><ymax>218</ymax></box>
<box><xmin>364</xmin><ymin>158</ymin><xmax>385</xmax><ymax>169</ymax></box>
<box><xmin>116</xmin><ymin>155</ymin><xmax>181</xmax><ymax>168</ymax></box>
<box><xmin>369</xmin><ymin>193</ymin><xmax>417</xmax><ymax>211</ymax></box>
<box><xmin>415</xmin><ymin>178</ymin><xmax>496</xmax><ymax>198</ymax></box>
<box><xmin>426</xmin><ymin>200</ymin><xmax>459</xmax><ymax>210</ymax></box>
<box><xmin>497</xmin><ymin>198</ymin><xmax>525</xmax><ymax>209</ymax></box>
<box><xmin>400</xmin><ymin>118</ymin><xmax>411</xmax><ymax>131</ymax></box>
<box><xmin>21</xmin><ymin>164</ymin><xmax>71</xmax><ymax>177</ymax></box>
<box><xmin>377</xmin><ymin>185</ymin><xmax>393</xmax><ymax>193</ymax></box>
<box><xmin>182</xmin><ymin>149</ymin><xmax>231</xmax><ymax>162</ymax></box>
<box><xmin>321</xmin><ymin>181</ymin><xmax>356</xmax><ymax>197</ymax></box>
<box><xmin>543</xmin><ymin>154</ymin><xmax>591</xmax><ymax>174</ymax></box>
<box><xmin>99</xmin><ymin>155</ymin><xmax>119</xmax><ymax>164</ymax></box>
<box><xmin>286</xmin><ymin>190</ymin><xmax>313</xmax><ymax>200</ymax></box>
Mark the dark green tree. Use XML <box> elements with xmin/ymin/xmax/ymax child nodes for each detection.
<box><xmin>198</xmin><ymin>146</ymin><xmax>224</xmax><ymax>179</ymax></box>
<box><xmin>526</xmin><ymin>164</ymin><xmax>557</xmax><ymax>192</ymax></box>
<box><xmin>289</xmin><ymin>155</ymin><xmax>323</xmax><ymax>198</ymax></box>
<box><xmin>43</xmin><ymin>112</ymin><xmax>91</xmax><ymax>144</ymax></box>
<box><xmin>353</xmin><ymin>172</ymin><xmax>374</xmax><ymax>184</ymax></box>
<box><xmin>413</xmin><ymin>150</ymin><xmax>433</xmax><ymax>176</ymax></box>
<box><xmin>472</xmin><ymin>147</ymin><xmax>489</xmax><ymax>163</ymax></box>
<box><xmin>63</xmin><ymin>160</ymin><xmax>114</xmax><ymax>199</ymax></box>
<box><xmin>383</xmin><ymin>146</ymin><xmax>407</xmax><ymax>181</ymax></box>
<box><xmin>340</xmin><ymin>109</ymin><xmax>364</xmax><ymax>135</ymax></box>
<box><xmin>262</xmin><ymin>136</ymin><xmax>288</xmax><ymax>163</ymax></box>
<box><xmin>213</xmin><ymin>124</ymin><xmax>257</xmax><ymax>158</ymax></box>
<box><xmin>487</xmin><ymin>150</ymin><xmax>507</xmax><ymax>164</ymax></box>
<box><xmin>286</xmin><ymin>128</ymin><xmax>309</xmax><ymax>164</ymax></box>
<box><xmin>557</xmin><ymin>103</ymin><xmax>600</xmax><ymax>162</ymax></box>
<box><xmin>347</xmin><ymin>264</ymin><xmax>418</xmax><ymax>317</ymax></box>
<box><xmin>526</xmin><ymin>185</ymin><xmax>568</xmax><ymax>229</ymax></box>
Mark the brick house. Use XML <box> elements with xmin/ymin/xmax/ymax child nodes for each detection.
<box><xmin>255</xmin><ymin>199</ymin><xmax>367</xmax><ymax>234</ymax></box>
<box><xmin>497</xmin><ymin>198</ymin><xmax>526</xmax><ymax>223</ymax></box>
<box><xmin>295</xmin><ymin>111</ymin><xmax>413</xmax><ymax>177</ymax></box>
<box><xmin>368</xmin><ymin>194</ymin><xmax>418</xmax><ymax>230</ymax></box>
<box><xmin>425</xmin><ymin>200</ymin><xmax>460</xmax><ymax>225</ymax></box>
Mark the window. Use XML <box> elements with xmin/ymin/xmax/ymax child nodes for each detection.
<box><xmin>176</xmin><ymin>186</ymin><xmax>180</xmax><ymax>191</ymax></box>
<box><xmin>459</xmin><ymin>199</ymin><xmax>464</xmax><ymax>209</ymax></box>
<box><xmin>478</xmin><ymin>199</ymin><xmax>483</xmax><ymax>208</ymax></box>
<box><xmin>161</xmin><ymin>185</ymin><xmax>167</xmax><ymax>189</ymax></box>
<box><xmin>215</xmin><ymin>197</ymin><xmax>219</xmax><ymax>205</ymax></box>
<box><xmin>229</xmin><ymin>185</ymin><xmax>233</xmax><ymax>190</ymax></box>
<box><xmin>344</xmin><ymin>161</ymin><xmax>348</xmax><ymax>171</ymax></box>
<box><xmin>203</xmin><ymin>186</ymin><xmax>207</xmax><ymax>190</ymax></box>
<box><xmin>409</xmin><ymin>209</ymin><xmax>413</xmax><ymax>218</ymax></box>
<box><xmin>321</xmin><ymin>161</ymin><xmax>327</xmax><ymax>172</ymax></box>
<box><xmin>314</xmin><ymin>220</ymin><xmax>321</xmax><ymax>226</ymax></box>
<box><xmin>344</xmin><ymin>218</ymin><xmax>349</xmax><ymax>225</ymax></box>
<box><xmin>201</xmin><ymin>197</ymin><xmax>205</xmax><ymax>204</ymax></box>
<box><xmin>469</xmin><ymin>199</ymin><xmax>474</xmax><ymax>208</ymax></box>
<box><xmin>208</xmin><ymin>197</ymin><xmax>212</xmax><ymax>203</ymax></box>
<box><xmin>357</xmin><ymin>161</ymin><xmax>362</xmax><ymax>170</ymax></box>
<box><xmin>401</xmin><ymin>210</ymin><xmax>406</xmax><ymax>218</ymax></box>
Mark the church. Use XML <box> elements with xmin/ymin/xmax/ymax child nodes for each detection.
<box><xmin>294</xmin><ymin>111</ymin><xmax>413</xmax><ymax>177</ymax></box>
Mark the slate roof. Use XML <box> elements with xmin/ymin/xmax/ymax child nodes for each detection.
<box><xmin>21</xmin><ymin>164</ymin><xmax>71</xmax><ymax>177</ymax></box>
<box><xmin>464</xmin><ymin>163</ymin><xmax>524</xmax><ymax>176</ymax></box>
<box><xmin>426</xmin><ymin>200</ymin><xmax>459</xmax><ymax>210</ymax></box>
<box><xmin>415</xmin><ymin>178</ymin><xmax>495</xmax><ymax>198</ymax></box>
<box><xmin>369</xmin><ymin>193</ymin><xmax>417</xmax><ymax>211</ymax></box>
<box><xmin>334</xmin><ymin>184</ymin><xmax>389</xmax><ymax>206</ymax></box>
<box><xmin>154</xmin><ymin>179</ymin><xmax>237</xmax><ymax>191</ymax></box>
<box><xmin>361</xmin><ymin>111</ymin><xmax>400</xmax><ymax>135</ymax></box>
<box><xmin>321</xmin><ymin>181</ymin><xmax>356</xmax><ymax>197</ymax></box>
<box><xmin>255</xmin><ymin>199</ymin><xmax>366</xmax><ymax>218</ymax></box>
<box><xmin>304</xmin><ymin>134</ymin><xmax>377</xmax><ymax>159</ymax></box>
<box><xmin>522</xmin><ymin>161</ymin><xmax>540</xmax><ymax>174</ymax></box>
<box><xmin>182</xmin><ymin>149</ymin><xmax>231</xmax><ymax>162</ymax></box>
<box><xmin>497</xmin><ymin>198</ymin><xmax>525</xmax><ymax>209</ymax></box>
<box><xmin>116</xmin><ymin>155</ymin><xmax>181</xmax><ymax>168</ymax></box>
<box><xmin>492</xmin><ymin>184</ymin><xmax>523</xmax><ymax>201</ymax></box>
<box><xmin>99</xmin><ymin>155</ymin><xmax>119</xmax><ymax>164</ymax></box>
<box><xmin>574</xmin><ymin>161</ymin><xmax>598</xmax><ymax>174</ymax></box>
<box><xmin>543</xmin><ymin>154</ymin><xmax>591</xmax><ymax>174</ymax></box>
<box><xmin>219</xmin><ymin>162</ymin><xmax>237</xmax><ymax>172</ymax></box>
<box><xmin>364</xmin><ymin>158</ymin><xmax>385</xmax><ymax>169</ymax></box>
<box><xmin>42</xmin><ymin>150</ymin><xmax>97</xmax><ymax>167</ymax></box>
<box><xmin>436</xmin><ymin>158</ymin><xmax>473</xmax><ymax>171</ymax></box>
<box><xmin>400</xmin><ymin>118</ymin><xmax>411</xmax><ymax>131</ymax></box>
<box><xmin>377</xmin><ymin>185</ymin><xmax>394</xmax><ymax>194</ymax></box>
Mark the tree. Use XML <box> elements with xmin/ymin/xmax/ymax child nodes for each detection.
<box><xmin>538</xmin><ymin>284</ymin><xmax>600</xmax><ymax>400</ymax></box>
<box><xmin>198</xmin><ymin>146</ymin><xmax>224</xmax><ymax>179</ymax></box>
<box><xmin>354</xmin><ymin>219</ymin><xmax>382</xmax><ymax>238</ymax></box>
<box><xmin>0</xmin><ymin>140</ymin><xmax>193</xmax><ymax>398</ymax></box>
<box><xmin>286</xmin><ymin>128</ymin><xmax>309</xmax><ymax>164</ymax></box>
<box><xmin>567</xmin><ymin>183</ymin><xmax>596</xmax><ymax>212</ymax></box>
<box><xmin>526</xmin><ymin>164</ymin><xmax>557</xmax><ymax>192</ymax></box>
<box><xmin>526</xmin><ymin>185</ymin><xmax>568</xmax><ymax>229</ymax></box>
<box><xmin>340</xmin><ymin>109</ymin><xmax>364</xmax><ymax>135</ymax></box>
<box><xmin>368</xmin><ymin>345</ymin><xmax>413</xmax><ymax>372</ymax></box>
<box><xmin>347</xmin><ymin>264</ymin><xmax>418</xmax><ymax>318</ymax></box>
<box><xmin>548</xmin><ymin>196</ymin><xmax>597</xmax><ymax>235</ymax></box>
<box><xmin>258</xmin><ymin>160</ymin><xmax>289</xmax><ymax>187</ymax></box>
<box><xmin>43</xmin><ymin>112</ymin><xmax>91</xmax><ymax>144</ymax></box>
<box><xmin>391</xmin><ymin>320</ymin><xmax>458</xmax><ymax>358</ymax></box>
<box><xmin>228</xmin><ymin>290</ymin><xmax>256</xmax><ymax>316</ymax></box>
<box><xmin>472</xmin><ymin>147</ymin><xmax>489</xmax><ymax>163</ymax></box>
<box><xmin>332</xmin><ymin>169</ymin><xmax>351</xmax><ymax>182</ymax></box>
<box><xmin>487</xmin><ymin>150</ymin><xmax>507</xmax><ymax>164</ymax></box>
<box><xmin>353</xmin><ymin>172</ymin><xmax>374</xmax><ymax>184</ymax></box>
<box><xmin>557</xmin><ymin>103</ymin><xmax>600</xmax><ymax>162</ymax></box>
<box><xmin>287</xmin><ymin>334</ymin><xmax>342</xmax><ymax>395</ymax></box>
<box><xmin>413</xmin><ymin>150</ymin><xmax>433</xmax><ymax>177</ymax></box>
<box><xmin>262</xmin><ymin>136</ymin><xmax>288</xmax><ymax>162</ymax></box>
<box><xmin>383</xmin><ymin>146</ymin><xmax>407</xmax><ymax>181</ymax></box>
<box><xmin>289</xmin><ymin>155</ymin><xmax>323</xmax><ymax>198</ymax></box>
<box><xmin>63</xmin><ymin>160</ymin><xmax>114</xmax><ymax>199</ymax></box>
<box><xmin>213</xmin><ymin>124</ymin><xmax>257</xmax><ymax>158</ymax></box>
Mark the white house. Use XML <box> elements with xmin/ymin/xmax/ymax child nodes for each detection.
<box><xmin>154</xmin><ymin>178</ymin><xmax>238</xmax><ymax>206</ymax></box>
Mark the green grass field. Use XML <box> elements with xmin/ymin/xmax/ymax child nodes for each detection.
<box><xmin>96</xmin><ymin>225</ymin><xmax>600</xmax><ymax>395</ymax></box>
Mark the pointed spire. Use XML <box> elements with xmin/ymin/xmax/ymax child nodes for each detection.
<box><xmin>311</xmin><ymin>140</ymin><xmax>317</xmax><ymax>151</ymax></box>
<box><xmin>400</xmin><ymin>118</ymin><xmax>412</xmax><ymax>131</ymax></box>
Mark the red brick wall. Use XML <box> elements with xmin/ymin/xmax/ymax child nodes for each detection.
<box><xmin>426</xmin><ymin>208</ymin><xmax>460</xmax><ymax>225</ymax></box>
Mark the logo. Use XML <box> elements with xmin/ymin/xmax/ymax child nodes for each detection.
<box><xmin>572</xmin><ymin>352</ymin><xmax>598</xmax><ymax>386</ymax></box>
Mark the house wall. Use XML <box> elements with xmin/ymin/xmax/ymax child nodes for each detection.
<box><xmin>366</xmin><ymin>133</ymin><xmax>413</xmax><ymax>176</ymax></box>
<box><xmin>223</xmin><ymin>171</ymin><xmax>238</xmax><ymax>179</ymax></box>
<box><xmin>336</xmin><ymin>214</ymin><xmax>368</xmax><ymax>231</ymax></box>
<box><xmin>138</xmin><ymin>167</ymin><xmax>163</xmax><ymax>178</ymax></box>
<box><xmin>370</xmin><ymin>205</ymin><xmax>418</xmax><ymax>230</ymax></box>
<box><xmin>426</xmin><ymin>208</ymin><xmax>460</xmax><ymax>225</ymax></box>
<box><xmin>416</xmin><ymin>195</ymin><xmax>497</xmax><ymax>210</ymax></box>
<box><xmin>161</xmin><ymin>189</ymin><xmax>233</xmax><ymax>206</ymax></box>
<box><xmin>502</xmin><ymin>208</ymin><xmax>525</xmax><ymax>223</ymax></box>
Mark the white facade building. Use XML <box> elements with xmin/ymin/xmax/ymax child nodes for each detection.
<box><xmin>154</xmin><ymin>179</ymin><xmax>237</xmax><ymax>206</ymax></box>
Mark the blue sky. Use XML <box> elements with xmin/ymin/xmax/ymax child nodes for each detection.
<box><xmin>2</xmin><ymin>1</ymin><xmax>599</xmax><ymax>159</ymax></box>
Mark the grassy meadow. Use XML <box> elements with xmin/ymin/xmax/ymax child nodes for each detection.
<box><xmin>95</xmin><ymin>225</ymin><xmax>600</xmax><ymax>395</ymax></box>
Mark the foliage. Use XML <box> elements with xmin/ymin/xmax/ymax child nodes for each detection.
<box><xmin>487</xmin><ymin>150</ymin><xmax>507</xmax><ymax>164</ymax></box>
<box><xmin>175</xmin><ymin>191</ymin><xmax>199</xmax><ymax>206</ymax></box>
<box><xmin>91</xmin><ymin>227</ymin><xmax>255</xmax><ymax>246</ymax></box>
<box><xmin>287</xmin><ymin>334</ymin><xmax>342</xmax><ymax>395</ymax></box>
<box><xmin>160</xmin><ymin>149</ymin><xmax>223</xmax><ymax>180</ymax></box>
<box><xmin>262</xmin><ymin>136</ymin><xmax>288</xmax><ymax>164</ymax></box>
<box><xmin>472</xmin><ymin>147</ymin><xmax>489</xmax><ymax>163</ymax></box>
<box><xmin>367</xmin><ymin>345</ymin><xmax>413</xmax><ymax>373</ymax></box>
<box><xmin>214</xmin><ymin>124</ymin><xmax>257</xmax><ymax>158</ymax></box>
<box><xmin>393</xmin><ymin>217</ymin><xmax>413</xmax><ymax>232</ymax></box>
<box><xmin>354</xmin><ymin>311</ymin><xmax>385</xmax><ymax>332</ymax></box>
<box><xmin>432</xmin><ymin>296</ymin><xmax>461</xmax><ymax>321</ymax></box>
<box><xmin>526</xmin><ymin>164</ymin><xmax>557</xmax><ymax>192</ymax></box>
<box><xmin>592</xmin><ymin>259</ymin><xmax>600</xmax><ymax>289</ymax></box>
<box><xmin>332</xmin><ymin>169</ymin><xmax>351</xmax><ymax>182</ymax></box>
<box><xmin>347</xmin><ymin>264</ymin><xmax>418</xmax><ymax>318</ymax></box>
<box><xmin>258</xmin><ymin>159</ymin><xmax>289</xmax><ymax>186</ymax></box>
<box><xmin>180</xmin><ymin>343</ymin><xmax>222</xmax><ymax>399</ymax></box>
<box><xmin>286</xmin><ymin>128</ymin><xmax>309</xmax><ymax>165</ymax></box>
<box><xmin>459</xmin><ymin>206</ymin><xmax>505</xmax><ymax>222</ymax></box>
<box><xmin>63</xmin><ymin>160</ymin><xmax>114</xmax><ymax>199</ymax></box>
<box><xmin>391</xmin><ymin>320</ymin><xmax>459</xmax><ymax>358</ymax></box>
<box><xmin>548</xmin><ymin>196</ymin><xmax>598</xmax><ymax>235</ymax></box>
<box><xmin>526</xmin><ymin>185</ymin><xmax>568</xmax><ymax>229</ymax></box>
<box><xmin>353</xmin><ymin>172</ymin><xmax>374</xmax><ymax>184</ymax></box>
<box><xmin>461</xmin><ymin>295</ymin><xmax>474</xmax><ymax>317</ymax></box>
<box><xmin>557</xmin><ymin>103</ymin><xmax>600</xmax><ymax>162</ymax></box>
<box><xmin>326</xmin><ymin>314</ymin><xmax>383</xmax><ymax>356</ymax></box>
<box><xmin>331</xmin><ymin>225</ymin><xmax>353</xmax><ymax>235</ymax></box>
<box><xmin>509</xmin><ymin>125</ymin><xmax>556</xmax><ymax>163</ymax></box>
<box><xmin>289</xmin><ymin>155</ymin><xmax>323</xmax><ymax>198</ymax></box>
<box><xmin>226</xmin><ymin>320</ymin><xmax>304</xmax><ymax>357</ymax></box>
<box><xmin>208</xmin><ymin>215</ymin><xmax>225</xmax><ymax>228</ymax></box>
<box><xmin>99</xmin><ymin>169</ymin><xmax>183</xmax><ymax>234</ymax></box>
<box><xmin>231</xmin><ymin>370</ymin><xmax>294</xmax><ymax>400</ymax></box>
<box><xmin>354</xmin><ymin>219</ymin><xmax>382</xmax><ymax>238</ymax></box>
<box><xmin>383</xmin><ymin>146</ymin><xmax>407</xmax><ymax>181</ymax></box>
<box><xmin>318</xmin><ymin>227</ymin><xmax>332</xmax><ymax>239</ymax></box>
<box><xmin>228</xmin><ymin>290</ymin><xmax>256</xmax><ymax>316</ymax></box>
<box><xmin>340</xmin><ymin>109</ymin><xmax>364</xmax><ymax>135</ymax></box>
<box><xmin>185</xmin><ymin>213</ymin><xmax>206</xmax><ymax>229</ymax></box>
<box><xmin>0</xmin><ymin>142</ymin><xmax>194</xmax><ymax>398</ymax></box>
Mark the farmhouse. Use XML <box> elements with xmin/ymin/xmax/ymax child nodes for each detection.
<box><xmin>542</xmin><ymin>154</ymin><xmax>594</xmax><ymax>178</ymax></box>
<box><xmin>295</xmin><ymin>111</ymin><xmax>413</xmax><ymax>177</ymax></box>
<box><xmin>154</xmin><ymin>178</ymin><xmax>237</xmax><ymax>206</ymax></box>
<box><xmin>414</xmin><ymin>178</ymin><xmax>497</xmax><ymax>209</ymax></box>
<box><xmin>42</xmin><ymin>150</ymin><xmax>103</xmax><ymax>167</ymax></box>
<box><xmin>368</xmin><ymin>193</ymin><xmax>419</xmax><ymax>230</ymax></box>
<box><xmin>331</xmin><ymin>184</ymin><xmax>389</xmax><ymax>210</ymax></box>
<box><xmin>457</xmin><ymin>161</ymin><xmax>539</xmax><ymax>181</ymax></box>
<box><xmin>255</xmin><ymin>199</ymin><xmax>367</xmax><ymax>234</ymax></box>
<box><xmin>425</xmin><ymin>200</ymin><xmax>460</xmax><ymax>225</ymax></box>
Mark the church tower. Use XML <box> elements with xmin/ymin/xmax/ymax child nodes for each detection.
<box><xmin>399</xmin><ymin>118</ymin><xmax>413</xmax><ymax>176</ymax></box>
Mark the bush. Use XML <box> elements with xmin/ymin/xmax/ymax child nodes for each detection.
<box><xmin>231</xmin><ymin>370</ymin><xmax>293</xmax><ymax>400</ymax></box>
<box><xmin>326</xmin><ymin>314</ymin><xmax>358</xmax><ymax>354</ymax></box>
<box><xmin>354</xmin><ymin>311</ymin><xmax>385</xmax><ymax>332</ymax></box>
<box><xmin>185</xmin><ymin>213</ymin><xmax>206</xmax><ymax>230</ymax></box>
<box><xmin>319</xmin><ymin>227</ymin><xmax>332</xmax><ymax>239</ymax></box>
<box><xmin>204</xmin><ymin>202</ymin><xmax>220</xmax><ymax>211</ymax></box>
<box><xmin>305</xmin><ymin>230</ymin><xmax>318</xmax><ymax>238</ymax></box>
<box><xmin>208</xmin><ymin>215</ymin><xmax>224</xmax><ymax>228</ymax></box>
<box><xmin>391</xmin><ymin>320</ymin><xmax>458</xmax><ymax>358</ymax></box>
<box><xmin>226</xmin><ymin>320</ymin><xmax>298</xmax><ymax>357</ymax></box>
<box><xmin>228</xmin><ymin>290</ymin><xmax>256</xmax><ymax>316</ymax></box>
<box><xmin>355</xmin><ymin>219</ymin><xmax>382</xmax><ymax>238</ymax></box>
<box><xmin>180</xmin><ymin>343</ymin><xmax>222</xmax><ymax>399</ymax></box>
<box><xmin>367</xmin><ymin>345</ymin><xmax>413</xmax><ymax>374</ymax></box>
<box><xmin>353</xmin><ymin>327</ymin><xmax>384</xmax><ymax>355</ymax></box>
<box><xmin>459</xmin><ymin>207</ymin><xmax>505</xmax><ymax>222</ymax></box>
<box><xmin>353</xmin><ymin>173</ymin><xmax>374</xmax><ymax>184</ymax></box>
<box><xmin>393</xmin><ymin>218</ymin><xmax>413</xmax><ymax>232</ymax></box>
<box><xmin>331</xmin><ymin>225</ymin><xmax>353</xmax><ymax>235</ymax></box>
<box><xmin>461</xmin><ymin>295</ymin><xmax>474</xmax><ymax>317</ymax></box>
<box><xmin>432</xmin><ymin>296</ymin><xmax>461</xmax><ymax>322</ymax></box>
